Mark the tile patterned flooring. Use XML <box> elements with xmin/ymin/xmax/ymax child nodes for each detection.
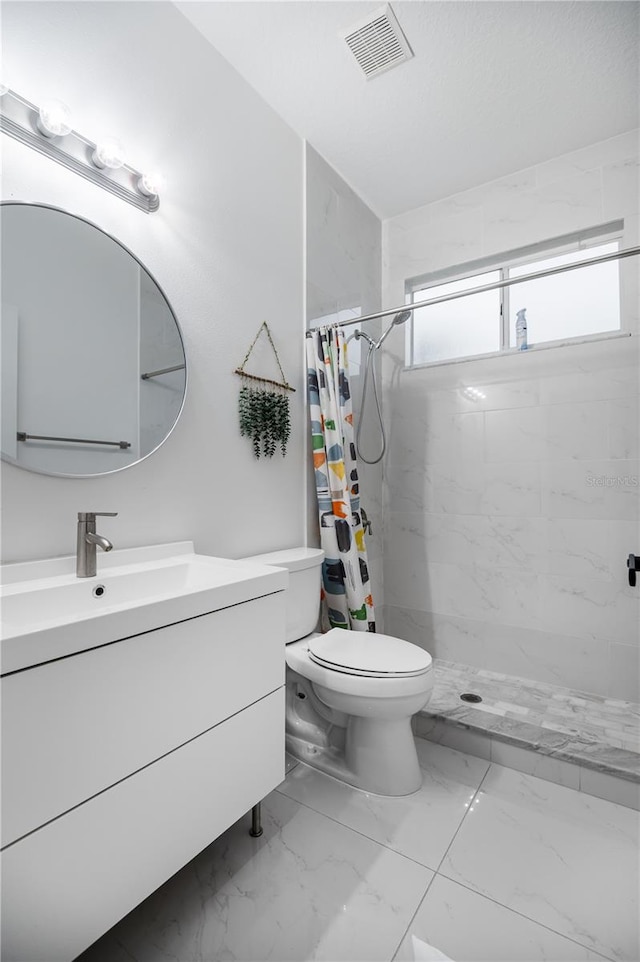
<box><xmin>421</xmin><ymin>660</ymin><xmax>640</xmax><ymax>782</ymax></box>
<box><xmin>78</xmin><ymin>741</ymin><xmax>639</xmax><ymax>962</ymax></box>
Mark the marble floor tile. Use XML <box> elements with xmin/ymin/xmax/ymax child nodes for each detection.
<box><xmin>78</xmin><ymin>789</ymin><xmax>432</xmax><ymax>962</ymax></box>
<box><xmin>439</xmin><ymin>766</ymin><xmax>640</xmax><ymax>961</ymax></box>
<box><xmin>394</xmin><ymin>875</ymin><xmax>610</xmax><ymax>962</ymax></box>
<box><xmin>278</xmin><ymin>740</ymin><xmax>489</xmax><ymax>870</ymax></box>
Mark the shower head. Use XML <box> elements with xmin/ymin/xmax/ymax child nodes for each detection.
<box><xmin>375</xmin><ymin>308</ymin><xmax>412</xmax><ymax>350</ymax></box>
<box><xmin>356</xmin><ymin>307</ymin><xmax>414</xmax><ymax>465</ymax></box>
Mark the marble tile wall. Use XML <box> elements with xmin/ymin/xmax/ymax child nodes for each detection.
<box><xmin>380</xmin><ymin>131</ymin><xmax>640</xmax><ymax>701</ymax></box>
<box><xmin>305</xmin><ymin>144</ymin><xmax>384</xmax><ymax>616</ymax></box>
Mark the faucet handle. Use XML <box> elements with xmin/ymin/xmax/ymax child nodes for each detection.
<box><xmin>77</xmin><ymin>511</ymin><xmax>118</xmax><ymax>521</ymax></box>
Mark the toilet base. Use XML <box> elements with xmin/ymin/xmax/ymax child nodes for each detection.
<box><xmin>346</xmin><ymin>715</ymin><xmax>422</xmax><ymax>795</ymax></box>
<box><xmin>285</xmin><ymin>673</ymin><xmax>423</xmax><ymax>796</ymax></box>
<box><xmin>286</xmin><ymin>723</ymin><xmax>422</xmax><ymax>796</ymax></box>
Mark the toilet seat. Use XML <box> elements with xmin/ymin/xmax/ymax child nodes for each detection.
<box><xmin>307</xmin><ymin>628</ymin><xmax>432</xmax><ymax>678</ymax></box>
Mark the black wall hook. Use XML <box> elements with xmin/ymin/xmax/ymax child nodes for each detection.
<box><xmin>627</xmin><ymin>553</ymin><xmax>640</xmax><ymax>587</ymax></box>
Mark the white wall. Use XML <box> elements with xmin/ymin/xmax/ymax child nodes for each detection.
<box><xmin>0</xmin><ymin>1</ymin><xmax>304</xmax><ymax>563</ymax></box>
<box><xmin>381</xmin><ymin>131</ymin><xmax>640</xmax><ymax>701</ymax></box>
<box><xmin>305</xmin><ymin>144</ymin><xmax>384</xmax><ymax>612</ymax></box>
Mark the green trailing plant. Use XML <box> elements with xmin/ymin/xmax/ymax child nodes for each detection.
<box><xmin>239</xmin><ymin>384</ymin><xmax>291</xmax><ymax>458</ymax></box>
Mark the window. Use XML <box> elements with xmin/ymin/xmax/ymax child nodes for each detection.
<box><xmin>411</xmin><ymin>270</ymin><xmax>501</xmax><ymax>365</ymax></box>
<box><xmin>407</xmin><ymin>226</ymin><xmax>622</xmax><ymax>366</ymax></box>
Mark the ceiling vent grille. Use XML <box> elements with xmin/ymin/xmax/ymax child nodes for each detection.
<box><xmin>341</xmin><ymin>4</ymin><xmax>413</xmax><ymax>80</ymax></box>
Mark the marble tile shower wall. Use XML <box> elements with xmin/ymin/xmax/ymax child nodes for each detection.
<box><xmin>381</xmin><ymin>131</ymin><xmax>640</xmax><ymax>702</ymax></box>
<box><xmin>305</xmin><ymin>145</ymin><xmax>384</xmax><ymax>615</ymax></box>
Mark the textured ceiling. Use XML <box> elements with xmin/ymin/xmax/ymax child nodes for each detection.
<box><xmin>177</xmin><ymin>1</ymin><xmax>640</xmax><ymax>218</ymax></box>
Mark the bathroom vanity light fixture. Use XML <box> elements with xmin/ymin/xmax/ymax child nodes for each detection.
<box><xmin>461</xmin><ymin>386</ymin><xmax>486</xmax><ymax>402</ymax></box>
<box><xmin>0</xmin><ymin>88</ymin><xmax>161</xmax><ymax>213</ymax></box>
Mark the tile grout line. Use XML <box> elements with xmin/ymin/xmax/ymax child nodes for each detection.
<box><xmin>432</xmin><ymin>761</ymin><xmax>492</xmax><ymax>877</ymax></box>
<box><xmin>278</xmin><ymin>760</ymin><xmax>495</xmax><ymax>962</ymax></box>
<box><xmin>276</xmin><ymin>777</ymin><xmax>445</xmax><ymax>961</ymax></box>
<box><xmin>273</xmin><ymin>782</ymin><xmax>438</xmax><ymax>873</ymax></box>
<box><xmin>431</xmin><ymin>760</ymin><xmax>620</xmax><ymax>962</ymax></box>
<box><xmin>281</xmin><ymin>759</ymin><xmax>628</xmax><ymax>962</ymax></box>
<box><xmin>432</xmin><ymin>872</ymin><xmax>618</xmax><ymax>962</ymax></box>
<box><xmin>389</xmin><ymin>871</ymin><xmax>439</xmax><ymax>962</ymax></box>
<box><xmin>388</xmin><ymin>762</ymin><xmax>493</xmax><ymax>962</ymax></box>
<box><xmin>431</xmin><ymin>756</ymin><xmax>618</xmax><ymax>961</ymax></box>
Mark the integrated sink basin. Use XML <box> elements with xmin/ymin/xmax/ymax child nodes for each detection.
<box><xmin>0</xmin><ymin>541</ymin><xmax>288</xmax><ymax>674</ymax></box>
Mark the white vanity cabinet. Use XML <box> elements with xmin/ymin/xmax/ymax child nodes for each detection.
<box><xmin>1</xmin><ymin>570</ymin><xmax>286</xmax><ymax>962</ymax></box>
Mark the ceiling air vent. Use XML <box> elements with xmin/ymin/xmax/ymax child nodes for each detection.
<box><xmin>341</xmin><ymin>4</ymin><xmax>413</xmax><ymax>80</ymax></box>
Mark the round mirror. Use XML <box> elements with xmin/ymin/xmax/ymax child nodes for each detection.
<box><xmin>0</xmin><ymin>203</ymin><xmax>187</xmax><ymax>478</ymax></box>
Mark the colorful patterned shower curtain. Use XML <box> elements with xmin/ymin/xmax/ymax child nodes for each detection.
<box><xmin>306</xmin><ymin>326</ymin><xmax>375</xmax><ymax>632</ymax></box>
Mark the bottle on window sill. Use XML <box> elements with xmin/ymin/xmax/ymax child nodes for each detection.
<box><xmin>515</xmin><ymin>308</ymin><xmax>528</xmax><ymax>350</ymax></box>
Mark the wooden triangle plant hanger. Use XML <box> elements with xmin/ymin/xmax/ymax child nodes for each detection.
<box><xmin>234</xmin><ymin>321</ymin><xmax>295</xmax><ymax>459</ymax></box>
<box><xmin>233</xmin><ymin>321</ymin><xmax>296</xmax><ymax>392</ymax></box>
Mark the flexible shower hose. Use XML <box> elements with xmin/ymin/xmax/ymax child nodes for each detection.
<box><xmin>355</xmin><ymin>336</ymin><xmax>386</xmax><ymax>465</ymax></box>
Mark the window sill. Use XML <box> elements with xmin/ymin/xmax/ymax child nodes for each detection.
<box><xmin>404</xmin><ymin>330</ymin><xmax>633</xmax><ymax>373</ymax></box>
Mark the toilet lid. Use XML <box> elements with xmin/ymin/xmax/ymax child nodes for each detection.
<box><xmin>308</xmin><ymin>629</ymin><xmax>432</xmax><ymax>678</ymax></box>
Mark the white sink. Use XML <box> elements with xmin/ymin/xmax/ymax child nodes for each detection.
<box><xmin>0</xmin><ymin>541</ymin><xmax>288</xmax><ymax>674</ymax></box>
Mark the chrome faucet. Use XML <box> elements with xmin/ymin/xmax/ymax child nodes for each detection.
<box><xmin>76</xmin><ymin>511</ymin><xmax>117</xmax><ymax>578</ymax></box>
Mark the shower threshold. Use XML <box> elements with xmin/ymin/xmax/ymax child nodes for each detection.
<box><xmin>414</xmin><ymin>660</ymin><xmax>639</xmax><ymax>811</ymax></box>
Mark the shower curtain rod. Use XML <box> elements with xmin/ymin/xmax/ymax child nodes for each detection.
<box><xmin>305</xmin><ymin>244</ymin><xmax>640</xmax><ymax>335</ymax></box>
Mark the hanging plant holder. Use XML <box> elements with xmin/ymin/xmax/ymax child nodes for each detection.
<box><xmin>234</xmin><ymin>322</ymin><xmax>295</xmax><ymax>459</ymax></box>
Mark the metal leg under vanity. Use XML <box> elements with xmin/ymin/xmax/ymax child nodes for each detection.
<box><xmin>249</xmin><ymin>802</ymin><xmax>263</xmax><ymax>837</ymax></box>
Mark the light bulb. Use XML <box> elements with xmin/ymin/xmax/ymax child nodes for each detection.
<box><xmin>137</xmin><ymin>171</ymin><xmax>165</xmax><ymax>197</ymax></box>
<box><xmin>92</xmin><ymin>138</ymin><xmax>125</xmax><ymax>170</ymax></box>
<box><xmin>37</xmin><ymin>99</ymin><xmax>72</xmax><ymax>138</ymax></box>
<box><xmin>462</xmin><ymin>386</ymin><xmax>487</xmax><ymax>402</ymax></box>
<box><xmin>0</xmin><ymin>81</ymin><xmax>9</xmax><ymax>97</ymax></box>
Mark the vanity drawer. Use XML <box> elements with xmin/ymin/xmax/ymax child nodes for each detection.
<box><xmin>1</xmin><ymin>686</ymin><xmax>285</xmax><ymax>962</ymax></box>
<box><xmin>1</xmin><ymin>591</ymin><xmax>284</xmax><ymax>848</ymax></box>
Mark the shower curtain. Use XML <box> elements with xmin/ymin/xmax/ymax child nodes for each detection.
<box><xmin>306</xmin><ymin>326</ymin><xmax>375</xmax><ymax>632</ymax></box>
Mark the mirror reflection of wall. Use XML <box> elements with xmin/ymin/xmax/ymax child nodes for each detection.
<box><xmin>139</xmin><ymin>271</ymin><xmax>186</xmax><ymax>457</ymax></box>
<box><xmin>0</xmin><ymin>204</ymin><xmax>186</xmax><ymax>478</ymax></box>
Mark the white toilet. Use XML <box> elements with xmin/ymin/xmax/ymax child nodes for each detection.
<box><xmin>245</xmin><ymin>546</ymin><xmax>433</xmax><ymax>796</ymax></box>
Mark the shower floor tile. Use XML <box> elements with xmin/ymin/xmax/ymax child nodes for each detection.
<box><xmin>420</xmin><ymin>660</ymin><xmax>640</xmax><ymax>782</ymax></box>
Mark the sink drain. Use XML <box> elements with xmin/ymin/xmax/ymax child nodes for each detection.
<box><xmin>92</xmin><ymin>584</ymin><xmax>106</xmax><ymax>598</ymax></box>
<box><xmin>460</xmin><ymin>692</ymin><xmax>482</xmax><ymax>704</ymax></box>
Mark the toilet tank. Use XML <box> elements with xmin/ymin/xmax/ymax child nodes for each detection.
<box><xmin>242</xmin><ymin>547</ymin><xmax>324</xmax><ymax>643</ymax></box>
